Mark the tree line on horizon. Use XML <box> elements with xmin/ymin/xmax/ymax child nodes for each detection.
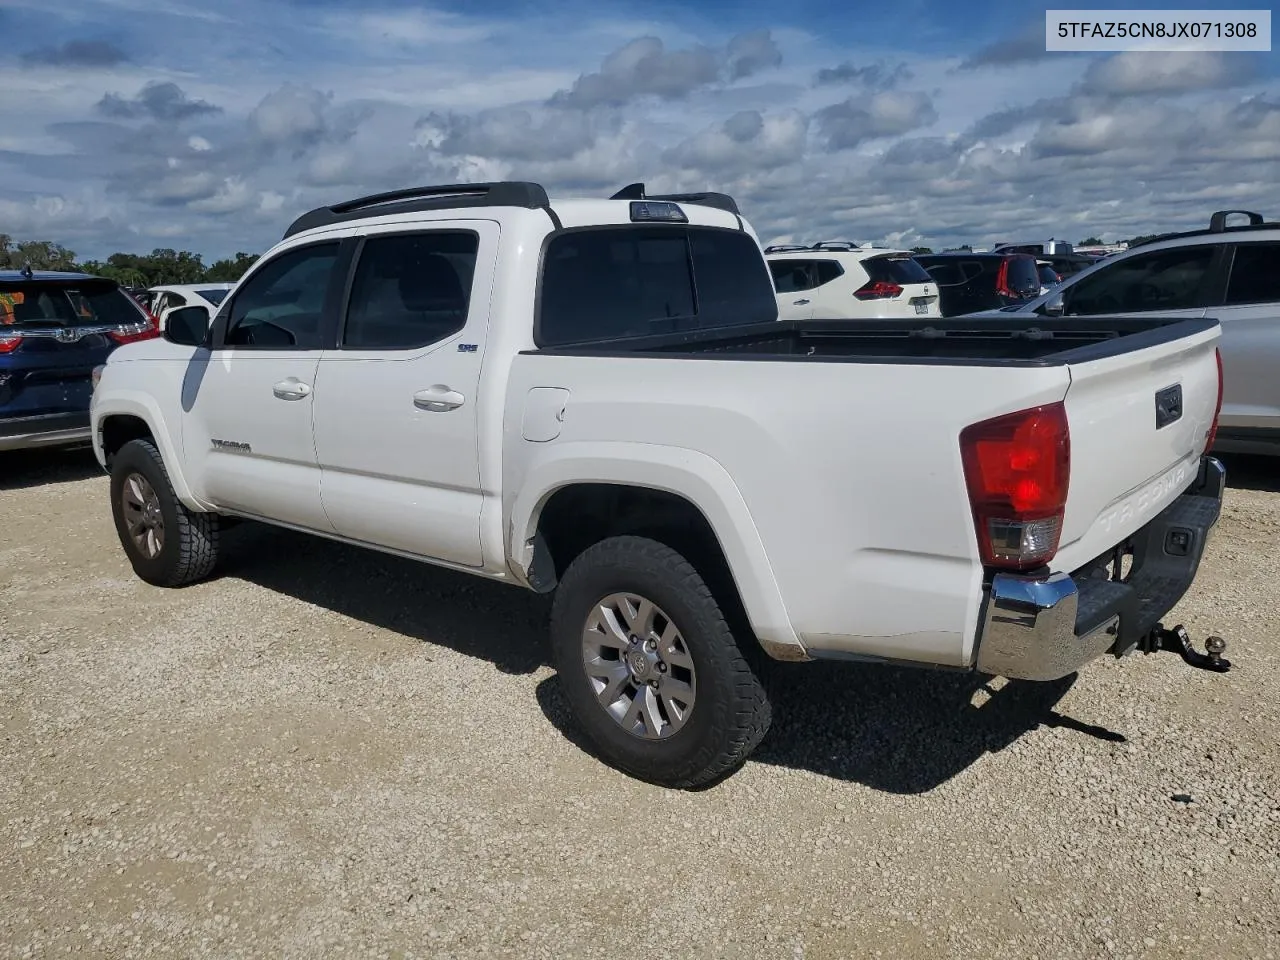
<box><xmin>0</xmin><ymin>235</ymin><xmax>259</xmax><ymax>287</ymax></box>
<box><xmin>1</xmin><ymin>233</ymin><xmax>1164</xmax><ymax>288</ymax></box>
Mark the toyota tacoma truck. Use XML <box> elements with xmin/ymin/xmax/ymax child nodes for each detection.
<box><xmin>89</xmin><ymin>181</ymin><xmax>1230</xmax><ymax>788</ymax></box>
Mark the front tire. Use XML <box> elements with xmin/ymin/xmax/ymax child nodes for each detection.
<box><xmin>549</xmin><ymin>536</ymin><xmax>771</xmax><ymax>788</ymax></box>
<box><xmin>109</xmin><ymin>439</ymin><xmax>220</xmax><ymax>587</ymax></box>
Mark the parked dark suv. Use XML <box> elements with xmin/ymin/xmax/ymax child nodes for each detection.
<box><xmin>912</xmin><ymin>252</ymin><xmax>1041</xmax><ymax>316</ymax></box>
<box><xmin>1</xmin><ymin>269</ymin><xmax>157</xmax><ymax>452</ymax></box>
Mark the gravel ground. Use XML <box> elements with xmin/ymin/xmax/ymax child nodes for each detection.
<box><xmin>2</xmin><ymin>447</ymin><xmax>1279</xmax><ymax>960</ymax></box>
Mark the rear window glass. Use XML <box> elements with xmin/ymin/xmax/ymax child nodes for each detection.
<box><xmin>916</xmin><ymin>258</ymin><xmax>987</xmax><ymax>287</ymax></box>
<box><xmin>1038</xmin><ymin>264</ymin><xmax>1059</xmax><ymax>284</ymax></box>
<box><xmin>198</xmin><ymin>288</ymin><xmax>229</xmax><ymax>306</ymax></box>
<box><xmin>864</xmin><ymin>255</ymin><xmax>930</xmax><ymax>285</ymax></box>
<box><xmin>539</xmin><ymin>226</ymin><xmax>777</xmax><ymax>345</ymax></box>
<box><xmin>0</xmin><ymin>282</ymin><xmax>140</xmax><ymax>328</ymax></box>
<box><xmin>1005</xmin><ymin>257</ymin><xmax>1041</xmax><ymax>295</ymax></box>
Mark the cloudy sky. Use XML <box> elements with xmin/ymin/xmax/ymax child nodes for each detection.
<box><xmin>2</xmin><ymin>0</ymin><xmax>1277</xmax><ymax>260</ymax></box>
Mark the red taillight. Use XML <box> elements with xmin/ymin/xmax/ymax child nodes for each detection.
<box><xmin>854</xmin><ymin>280</ymin><xmax>903</xmax><ymax>300</ymax></box>
<box><xmin>0</xmin><ymin>333</ymin><xmax>20</xmax><ymax>354</ymax></box>
<box><xmin>107</xmin><ymin>310</ymin><xmax>160</xmax><ymax>346</ymax></box>
<box><xmin>1204</xmin><ymin>347</ymin><xmax>1224</xmax><ymax>453</ymax></box>
<box><xmin>960</xmin><ymin>402</ymin><xmax>1071</xmax><ymax>571</ymax></box>
<box><xmin>994</xmin><ymin>260</ymin><xmax>1013</xmax><ymax>298</ymax></box>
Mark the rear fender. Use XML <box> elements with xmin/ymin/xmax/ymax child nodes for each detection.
<box><xmin>507</xmin><ymin>441</ymin><xmax>806</xmax><ymax>660</ymax></box>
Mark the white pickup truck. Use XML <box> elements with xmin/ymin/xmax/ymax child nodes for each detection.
<box><xmin>90</xmin><ymin>181</ymin><xmax>1231</xmax><ymax>788</ymax></box>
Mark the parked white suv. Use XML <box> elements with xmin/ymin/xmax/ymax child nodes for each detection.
<box><xmin>975</xmin><ymin>210</ymin><xmax>1280</xmax><ymax>456</ymax></box>
<box><xmin>765</xmin><ymin>242</ymin><xmax>940</xmax><ymax>320</ymax></box>
<box><xmin>147</xmin><ymin>284</ymin><xmax>234</xmax><ymax>331</ymax></box>
<box><xmin>91</xmin><ymin>181</ymin><xmax>1230</xmax><ymax>788</ymax></box>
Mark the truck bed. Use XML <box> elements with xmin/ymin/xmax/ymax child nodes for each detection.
<box><xmin>528</xmin><ymin>316</ymin><xmax>1218</xmax><ymax>367</ymax></box>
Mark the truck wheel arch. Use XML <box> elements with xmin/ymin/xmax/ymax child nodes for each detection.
<box><xmin>507</xmin><ymin>445</ymin><xmax>807</xmax><ymax>661</ymax></box>
<box><xmin>95</xmin><ymin>395</ymin><xmax>202</xmax><ymax>510</ymax></box>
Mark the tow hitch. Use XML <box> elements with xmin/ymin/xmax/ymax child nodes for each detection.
<box><xmin>1144</xmin><ymin>623</ymin><xmax>1231</xmax><ymax>673</ymax></box>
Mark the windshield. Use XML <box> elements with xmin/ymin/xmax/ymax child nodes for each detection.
<box><xmin>197</xmin><ymin>288</ymin><xmax>229</xmax><ymax>306</ymax></box>
<box><xmin>0</xmin><ymin>280</ymin><xmax>142</xmax><ymax>329</ymax></box>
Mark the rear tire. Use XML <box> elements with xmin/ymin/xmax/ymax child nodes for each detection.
<box><xmin>109</xmin><ymin>439</ymin><xmax>220</xmax><ymax>587</ymax></box>
<box><xmin>550</xmin><ymin>535</ymin><xmax>771</xmax><ymax>788</ymax></box>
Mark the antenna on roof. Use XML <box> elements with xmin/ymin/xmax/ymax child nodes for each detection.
<box><xmin>20</xmin><ymin>262</ymin><xmax>33</xmax><ymax>280</ymax></box>
<box><xmin>611</xmin><ymin>183</ymin><xmax>646</xmax><ymax>200</ymax></box>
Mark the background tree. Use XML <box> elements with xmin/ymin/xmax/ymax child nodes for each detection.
<box><xmin>206</xmin><ymin>252</ymin><xmax>260</xmax><ymax>281</ymax></box>
<box><xmin>4</xmin><ymin>236</ymin><xmax>264</xmax><ymax>285</ymax></box>
<box><xmin>1078</xmin><ymin>236</ymin><xmax>1103</xmax><ymax>246</ymax></box>
<box><xmin>0</xmin><ymin>238</ymin><xmax>78</xmax><ymax>270</ymax></box>
<box><xmin>910</xmin><ymin>246</ymin><xmax>933</xmax><ymax>254</ymax></box>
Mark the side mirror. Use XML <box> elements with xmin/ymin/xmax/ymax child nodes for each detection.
<box><xmin>1042</xmin><ymin>293</ymin><xmax>1065</xmax><ymax>317</ymax></box>
<box><xmin>164</xmin><ymin>305</ymin><xmax>211</xmax><ymax>347</ymax></box>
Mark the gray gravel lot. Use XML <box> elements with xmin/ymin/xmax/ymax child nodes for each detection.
<box><xmin>2</xmin><ymin>447</ymin><xmax>1279</xmax><ymax>959</ymax></box>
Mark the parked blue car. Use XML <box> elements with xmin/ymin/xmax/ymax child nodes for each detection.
<box><xmin>1</xmin><ymin>268</ymin><xmax>157</xmax><ymax>452</ymax></box>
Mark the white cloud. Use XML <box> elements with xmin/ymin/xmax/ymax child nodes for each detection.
<box><xmin>1</xmin><ymin>4</ymin><xmax>1278</xmax><ymax>261</ymax></box>
<box><xmin>1079</xmin><ymin>51</ymin><xmax>1259</xmax><ymax>97</ymax></box>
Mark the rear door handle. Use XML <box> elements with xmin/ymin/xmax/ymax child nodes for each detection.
<box><xmin>414</xmin><ymin>386</ymin><xmax>465</xmax><ymax>411</ymax></box>
<box><xmin>793</xmin><ymin>298</ymin><xmax>810</xmax><ymax>305</ymax></box>
<box><xmin>272</xmin><ymin>378</ymin><xmax>312</xmax><ymax>401</ymax></box>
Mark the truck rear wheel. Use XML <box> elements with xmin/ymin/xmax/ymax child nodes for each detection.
<box><xmin>549</xmin><ymin>536</ymin><xmax>771</xmax><ymax>788</ymax></box>
<box><xmin>109</xmin><ymin>438</ymin><xmax>220</xmax><ymax>587</ymax></box>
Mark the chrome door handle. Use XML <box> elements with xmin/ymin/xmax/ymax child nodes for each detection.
<box><xmin>793</xmin><ymin>298</ymin><xmax>811</xmax><ymax>305</ymax></box>
<box><xmin>272</xmin><ymin>378</ymin><xmax>312</xmax><ymax>400</ymax></box>
<box><xmin>413</xmin><ymin>386</ymin><xmax>465</xmax><ymax>411</ymax></box>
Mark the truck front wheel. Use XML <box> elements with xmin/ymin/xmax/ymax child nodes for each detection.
<box><xmin>549</xmin><ymin>536</ymin><xmax>771</xmax><ymax>788</ymax></box>
<box><xmin>109</xmin><ymin>439</ymin><xmax>220</xmax><ymax>587</ymax></box>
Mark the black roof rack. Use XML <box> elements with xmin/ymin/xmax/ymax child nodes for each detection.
<box><xmin>608</xmin><ymin>183</ymin><xmax>741</xmax><ymax>216</ymax></box>
<box><xmin>810</xmin><ymin>240</ymin><xmax>862</xmax><ymax>251</ymax></box>
<box><xmin>763</xmin><ymin>243</ymin><xmax>810</xmax><ymax>254</ymax></box>
<box><xmin>283</xmin><ymin>181</ymin><xmax>551</xmax><ymax>239</ymax></box>
<box><xmin>1130</xmin><ymin>209</ymin><xmax>1274</xmax><ymax>249</ymax></box>
<box><xmin>1209</xmin><ymin>209</ymin><xmax>1264</xmax><ymax>231</ymax></box>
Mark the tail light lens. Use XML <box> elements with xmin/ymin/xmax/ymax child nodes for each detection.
<box><xmin>854</xmin><ymin>280</ymin><xmax>903</xmax><ymax>300</ymax></box>
<box><xmin>960</xmin><ymin>402</ymin><xmax>1071</xmax><ymax>570</ymax></box>
<box><xmin>994</xmin><ymin>260</ymin><xmax>1013</xmax><ymax>298</ymax></box>
<box><xmin>1204</xmin><ymin>347</ymin><xmax>1224</xmax><ymax>453</ymax></box>
<box><xmin>0</xmin><ymin>332</ymin><xmax>20</xmax><ymax>354</ymax></box>
<box><xmin>107</xmin><ymin>309</ymin><xmax>160</xmax><ymax>346</ymax></box>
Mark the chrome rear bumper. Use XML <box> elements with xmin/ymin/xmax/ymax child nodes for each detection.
<box><xmin>974</xmin><ymin>456</ymin><xmax>1226</xmax><ymax>682</ymax></box>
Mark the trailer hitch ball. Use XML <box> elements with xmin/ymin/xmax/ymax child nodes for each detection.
<box><xmin>1150</xmin><ymin>624</ymin><xmax>1232</xmax><ymax>673</ymax></box>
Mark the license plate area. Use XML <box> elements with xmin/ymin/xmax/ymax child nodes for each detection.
<box><xmin>911</xmin><ymin>298</ymin><xmax>929</xmax><ymax>315</ymax></box>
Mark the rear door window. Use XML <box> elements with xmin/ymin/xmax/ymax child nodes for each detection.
<box><xmin>1065</xmin><ymin>246</ymin><xmax>1216</xmax><ymax>315</ymax></box>
<box><xmin>539</xmin><ymin>226</ymin><xmax>776</xmax><ymax>345</ymax></box>
<box><xmin>1224</xmin><ymin>243</ymin><xmax>1280</xmax><ymax>306</ymax></box>
<box><xmin>341</xmin><ymin>231</ymin><xmax>479</xmax><ymax>350</ymax></box>
<box><xmin>813</xmin><ymin>260</ymin><xmax>844</xmax><ymax>286</ymax></box>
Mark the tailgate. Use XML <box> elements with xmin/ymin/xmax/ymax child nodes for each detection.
<box><xmin>1053</xmin><ymin>323</ymin><xmax>1221</xmax><ymax>571</ymax></box>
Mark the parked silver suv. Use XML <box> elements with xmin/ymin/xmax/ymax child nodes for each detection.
<box><xmin>975</xmin><ymin>210</ymin><xmax>1280</xmax><ymax>456</ymax></box>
